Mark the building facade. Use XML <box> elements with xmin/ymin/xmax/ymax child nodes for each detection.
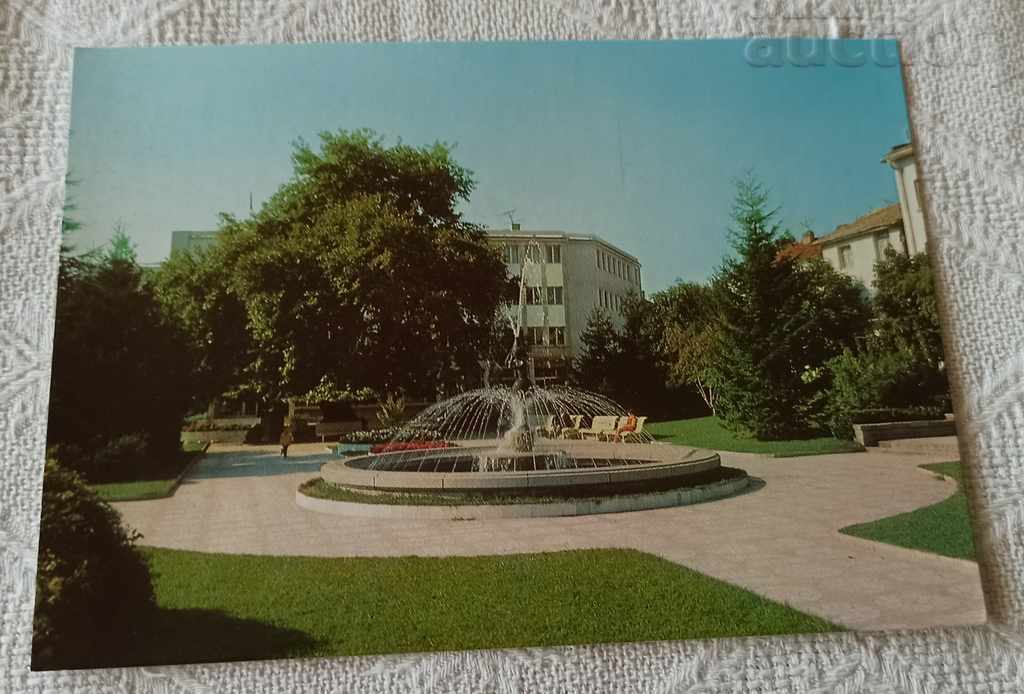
<box><xmin>170</xmin><ymin>230</ymin><xmax>220</xmax><ymax>255</ymax></box>
<box><xmin>487</xmin><ymin>227</ymin><xmax>642</xmax><ymax>382</ymax></box>
<box><xmin>815</xmin><ymin>143</ymin><xmax>925</xmax><ymax>290</ymax></box>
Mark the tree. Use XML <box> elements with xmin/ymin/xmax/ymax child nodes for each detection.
<box><xmin>616</xmin><ymin>291</ymin><xmax>670</xmax><ymax>413</ymax></box>
<box><xmin>571</xmin><ymin>308</ymin><xmax>622</xmax><ymax>398</ymax></box>
<box><xmin>105</xmin><ymin>221</ymin><xmax>138</xmax><ymax>264</ymax></box>
<box><xmin>155</xmin><ymin>130</ymin><xmax>509</xmax><ymax>405</ymax></box>
<box><xmin>712</xmin><ymin>176</ymin><xmax>869</xmax><ymax>439</ymax></box>
<box><xmin>872</xmin><ymin>250</ymin><xmax>945</xmax><ymax>368</ymax></box>
<box><xmin>49</xmin><ymin>252</ymin><xmax>195</xmax><ymax>462</ymax></box>
<box><xmin>654</xmin><ymin>282</ymin><xmax>722</xmax><ymax>414</ymax></box>
<box><xmin>821</xmin><ymin>250</ymin><xmax>949</xmax><ymax>436</ymax></box>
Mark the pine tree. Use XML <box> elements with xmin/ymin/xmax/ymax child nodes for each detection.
<box><xmin>571</xmin><ymin>308</ymin><xmax>622</xmax><ymax>398</ymax></box>
<box><xmin>711</xmin><ymin>175</ymin><xmax>868</xmax><ymax>439</ymax></box>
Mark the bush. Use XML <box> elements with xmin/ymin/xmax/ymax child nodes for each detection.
<box><xmin>337</xmin><ymin>428</ymin><xmax>399</xmax><ymax>444</ymax></box>
<box><xmin>824</xmin><ymin>348</ymin><xmax>949</xmax><ymax>438</ymax></box>
<box><xmin>33</xmin><ymin>461</ymin><xmax>155</xmax><ymax>669</ymax></box>
<box><xmin>89</xmin><ymin>433</ymin><xmax>151</xmax><ymax>483</ymax></box>
<box><xmin>48</xmin><ymin>433</ymin><xmax>157</xmax><ymax>484</ymax></box>
<box><xmin>181</xmin><ymin>421</ymin><xmax>252</xmax><ymax>432</ymax></box>
<box><xmin>244</xmin><ymin>422</ymin><xmax>266</xmax><ymax>444</ymax></box>
<box><xmin>849</xmin><ymin>407</ymin><xmax>946</xmax><ymax>424</ymax></box>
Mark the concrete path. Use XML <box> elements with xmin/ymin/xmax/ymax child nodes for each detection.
<box><xmin>115</xmin><ymin>443</ymin><xmax>986</xmax><ymax>632</ymax></box>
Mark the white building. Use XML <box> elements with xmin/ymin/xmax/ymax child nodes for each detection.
<box><xmin>815</xmin><ymin>143</ymin><xmax>926</xmax><ymax>290</ymax></box>
<box><xmin>487</xmin><ymin>227</ymin><xmax>642</xmax><ymax>381</ymax></box>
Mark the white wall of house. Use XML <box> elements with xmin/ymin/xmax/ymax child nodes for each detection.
<box><xmin>890</xmin><ymin>153</ymin><xmax>928</xmax><ymax>255</ymax></box>
<box><xmin>820</xmin><ymin>224</ymin><xmax>904</xmax><ymax>291</ymax></box>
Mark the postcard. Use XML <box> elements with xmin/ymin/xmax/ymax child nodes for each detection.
<box><xmin>34</xmin><ymin>39</ymin><xmax>984</xmax><ymax>669</ymax></box>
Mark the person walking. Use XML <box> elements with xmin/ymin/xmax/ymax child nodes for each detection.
<box><xmin>280</xmin><ymin>424</ymin><xmax>294</xmax><ymax>458</ymax></box>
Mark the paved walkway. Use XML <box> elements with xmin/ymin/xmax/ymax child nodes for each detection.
<box><xmin>115</xmin><ymin>443</ymin><xmax>986</xmax><ymax>631</ymax></box>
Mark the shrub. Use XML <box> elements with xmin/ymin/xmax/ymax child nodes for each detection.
<box><xmin>849</xmin><ymin>407</ymin><xmax>946</xmax><ymax>424</ymax></box>
<box><xmin>244</xmin><ymin>422</ymin><xmax>266</xmax><ymax>444</ymax></box>
<box><xmin>338</xmin><ymin>428</ymin><xmax>396</xmax><ymax>444</ymax></box>
<box><xmin>181</xmin><ymin>421</ymin><xmax>252</xmax><ymax>432</ymax></box>
<box><xmin>824</xmin><ymin>348</ymin><xmax>949</xmax><ymax>438</ymax></box>
<box><xmin>376</xmin><ymin>394</ymin><xmax>407</xmax><ymax>430</ymax></box>
<box><xmin>48</xmin><ymin>434</ymin><xmax>158</xmax><ymax>484</ymax></box>
<box><xmin>33</xmin><ymin>461</ymin><xmax>155</xmax><ymax>669</ymax></box>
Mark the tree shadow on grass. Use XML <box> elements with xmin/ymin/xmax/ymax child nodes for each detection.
<box><xmin>130</xmin><ymin>608</ymin><xmax>321</xmax><ymax>666</ymax></box>
<box><xmin>38</xmin><ymin>608</ymin><xmax>321</xmax><ymax>670</ymax></box>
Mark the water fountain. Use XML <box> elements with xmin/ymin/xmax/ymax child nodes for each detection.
<box><xmin>309</xmin><ymin>239</ymin><xmax>750</xmax><ymax>514</ymax></box>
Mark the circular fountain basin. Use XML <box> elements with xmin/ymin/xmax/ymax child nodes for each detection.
<box><xmin>318</xmin><ymin>440</ymin><xmax>730</xmax><ymax>498</ymax></box>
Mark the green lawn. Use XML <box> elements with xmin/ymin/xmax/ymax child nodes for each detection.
<box><xmin>90</xmin><ymin>442</ymin><xmax>206</xmax><ymax>502</ymax></box>
<box><xmin>116</xmin><ymin>547</ymin><xmax>839</xmax><ymax>665</ymax></box>
<box><xmin>646</xmin><ymin>416</ymin><xmax>864</xmax><ymax>456</ymax></box>
<box><xmin>839</xmin><ymin>462</ymin><xmax>976</xmax><ymax>560</ymax></box>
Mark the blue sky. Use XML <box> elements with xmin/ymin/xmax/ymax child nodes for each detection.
<box><xmin>67</xmin><ymin>40</ymin><xmax>910</xmax><ymax>292</ymax></box>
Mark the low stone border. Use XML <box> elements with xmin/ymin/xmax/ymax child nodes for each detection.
<box><xmin>295</xmin><ymin>472</ymin><xmax>751</xmax><ymax>519</ymax></box>
<box><xmin>322</xmin><ymin>443</ymin><xmax>721</xmax><ymax>494</ymax></box>
<box><xmin>853</xmin><ymin>419</ymin><xmax>957</xmax><ymax>447</ymax></box>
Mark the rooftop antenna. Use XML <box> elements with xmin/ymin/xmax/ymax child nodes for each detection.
<box><xmin>249</xmin><ymin>192</ymin><xmax>254</xmax><ymax>213</ymax></box>
<box><xmin>500</xmin><ymin>209</ymin><xmax>520</xmax><ymax>231</ymax></box>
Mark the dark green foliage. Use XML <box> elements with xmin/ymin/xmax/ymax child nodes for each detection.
<box><xmin>570</xmin><ymin>308</ymin><xmax>621</xmax><ymax>399</ymax></box>
<box><xmin>872</xmin><ymin>250</ymin><xmax>945</xmax><ymax>366</ymax></box>
<box><xmin>33</xmin><ymin>462</ymin><xmax>155</xmax><ymax>669</ymax></box>
<box><xmin>823</xmin><ymin>348</ymin><xmax>948</xmax><ymax>438</ymax></box>
<box><xmin>823</xmin><ymin>251</ymin><xmax>949</xmax><ymax>437</ymax></box>
<box><xmin>847</xmin><ymin>406</ymin><xmax>946</xmax><ymax>424</ymax></box>
<box><xmin>712</xmin><ymin>177</ymin><xmax>869</xmax><ymax>439</ymax></box>
<box><xmin>646</xmin><ymin>416</ymin><xmax>863</xmax><ymax>456</ymax></box>
<box><xmin>616</xmin><ymin>291</ymin><xmax>673</xmax><ymax>414</ymax></box>
<box><xmin>48</xmin><ymin>251</ymin><xmax>195</xmax><ymax>477</ymax></box>
<box><xmin>655</xmin><ymin>282</ymin><xmax>722</xmax><ymax>414</ymax></box>
<box><xmin>155</xmin><ymin>130</ymin><xmax>509</xmax><ymax>404</ymax></box>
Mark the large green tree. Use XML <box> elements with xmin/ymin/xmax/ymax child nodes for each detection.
<box><xmin>653</xmin><ymin>282</ymin><xmax>722</xmax><ymax>414</ymax></box>
<box><xmin>616</xmin><ymin>291</ymin><xmax>670</xmax><ymax>414</ymax></box>
<box><xmin>872</xmin><ymin>249</ymin><xmax>945</xmax><ymax>368</ymax></box>
<box><xmin>712</xmin><ymin>176</ymin><xmax>869</xmax><ymax>439</ymax></box>
<box><xmin>155</xmin><ymin>130</ymin><xmax>509</xmax><ymax>404</ymax></box>
<box><xmin>570</xmin><ymin>308</ymin><xmax>622</xmax><ymax>399</ymax></box>
<box><xmin>49</xmin><ymin>240</ymin><xmax>194</xmax><ymax>459</ymax></box>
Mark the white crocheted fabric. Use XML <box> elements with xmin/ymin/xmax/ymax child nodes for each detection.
<box><xmin>2</xmin><ymin>1</ymin><xmax>1023</xmax><ymax>691</ymax></box>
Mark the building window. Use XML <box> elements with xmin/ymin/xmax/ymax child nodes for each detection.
<box><xmin>527</xmin><ymin>326</ymin><xmax>545</xmax><ymax>345</ymax></box>
<box><xmin>548</xmin><ymin>327</ymin><xmax>565</xmax><ymax>346</ymax></box>
<box><xmin>546</xmin><ymin>286</ymin><xmax>563</xmax><ymax>305</ymax></box>
<box><xmin>525</xmin><ymin>286</ymin><xmax>543</xmax><ymax>305</ymax></box>
<box><xmin>596</xmin><ymin>249</ymin><xmax>601</xmax><ymax>269</ymax></box>
<box><xmin>838</xmin><ymin>245</ymin><xmax>853</xmax><ymax>270</ymax></box>
<box><xmin>875</xmin><ymin>230</ymin><xmax>893</xmax><ymax>258</ymax></box>
<box><xmin>504</xmin><ymin>244</ymin><xmax>522</xmax><ymax>264</ymax></box>
<box><xmin>545</xmin><ymin>244</ymin><xmax>561</xmax><ymax>264</ymax></box>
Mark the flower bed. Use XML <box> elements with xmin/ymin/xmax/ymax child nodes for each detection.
<box><xmin>370</xmin><ymin>441</ymin><xmax>453</xmax><ymax>454</ymax></box>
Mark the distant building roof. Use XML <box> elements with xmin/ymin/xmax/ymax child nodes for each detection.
<box><xmin>882</xmin><ymin>142</ymin><xmax>914</xmax><ymax>165</ymax></box>
<box><xmin>816</xmin><ymin>203</ymin><xmax>903</xmax><ymax>246</ymax></box>
<box><xmin>779</xmin><ymin>239</ymin><xmax>823</xmax><ymax>261</ymax></box>
<box><xmin>486</xmin><ymin>229</ymin><xmax>640</xmax><ymax>264</ymax></box>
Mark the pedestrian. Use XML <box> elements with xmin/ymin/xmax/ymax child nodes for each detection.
<box><xmin>280</xmin><ymin>424</ymin><xmax>294</xmax><ymax>458</ymax></box>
